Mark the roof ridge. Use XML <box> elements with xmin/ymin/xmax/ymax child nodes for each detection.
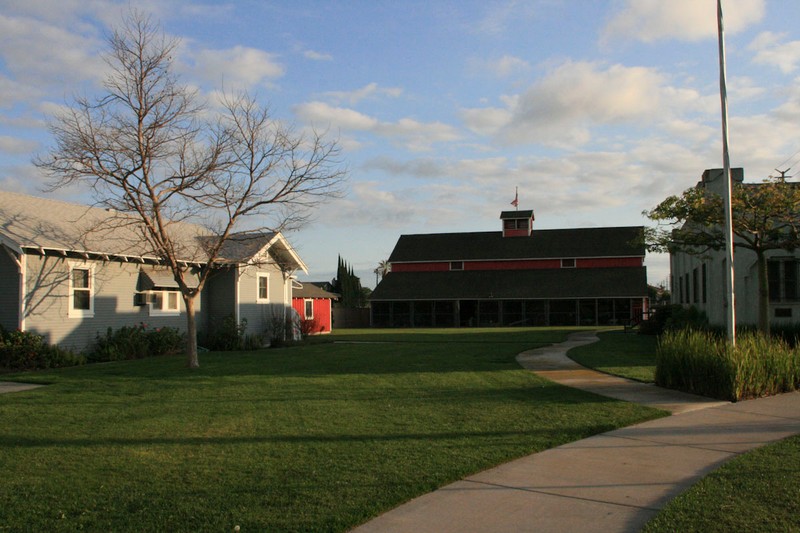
<box><xmin>398</xmin><ymin>225</ymin><xmax>643</xmax><ymax>239</ymax></box>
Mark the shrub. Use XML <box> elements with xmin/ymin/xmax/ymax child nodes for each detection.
<box><xmin>656</xmin><ymin>328</ymin><xmax>800</xmax><ymax>401</ymax></box>
<box><xmin>267</xmin><ymin>314</ymin><xmax>296</xmax><ymax>347</ymax></box>
<box><xmin>300</xmin><ymin>318</ymin><xmax>321</xmax><ymax>337</ymax></box>
<box><xmin>202</xmin><ymin>316</ymin><xmax>262</xmax><ymax>351</ymax></box>
<box><xmin>0</xmin><ymin>327</ymin><xmax>84</xmax><ymax>371</ymax></box>
<box><xmin>640</xmin><ymin>305</ymin><xmax>709</xmax><ymax>336</ymax></box>
<box><xmin>90</xmin><ymin>323</ymin><xmax>184</xmax><ymax>362</ymax></box>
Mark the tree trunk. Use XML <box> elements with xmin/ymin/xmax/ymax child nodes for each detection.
<box><xmin>757</xmin><ymin>251</ymin><xmax>770</xmax><ymax>335</ymax></box>
<box><xmin>185</xmin><ymin>295</ymin><xmax>200</xmax><ymax>368</ymax></box>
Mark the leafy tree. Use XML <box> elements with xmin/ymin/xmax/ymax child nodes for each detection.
<box><xmin>331</xmin><ymin>256</ymin><xmax>366</xmax><ymax>308</ymax></box>
<box><xmin>645</xmin><ymin>177</ymin><xmax>800</xmax><ymax>333</ymax></box>
<box><xmin>35</xmin><ymin>12</ymin><xmax>346</xmax><ymax>368</ymax></box>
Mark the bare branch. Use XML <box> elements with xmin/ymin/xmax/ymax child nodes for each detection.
<box><xmin>33</xmin><ymin>10</ymin><xmax>347</xmax><ymax>367</ymax></box>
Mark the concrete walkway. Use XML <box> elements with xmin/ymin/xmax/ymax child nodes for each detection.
<box><xmin>0</xmin><ymin>381</ymin><xmax>43</xmax><ymax>394</ymax></box>
<box><xmin>352</xmin><ymin>331</ymin><xmax>800</xmax><ymax>533</ymax></box>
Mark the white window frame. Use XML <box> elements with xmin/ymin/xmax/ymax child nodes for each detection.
<box><xmin>149</xmin><ymin>290</ymin><xmax>181</xmax><ymax>317</ymax></box>
<box><xmin>68</xmin><ymin>263</ymin><xmax>95</xmax><ymax>318</ymax></box>
<box><xmin>257</xmin><ymin>273</ymin><xmax>270</xmax><ymax>303</ymax></box>
<box><xmin>304</xmin><ymin>298</ymin><xmax>314</xmax><ymax>319</ymax></box>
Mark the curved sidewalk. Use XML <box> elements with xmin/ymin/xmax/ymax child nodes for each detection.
<box><xmin>352</xmin><ymin>331</ymin><xmax>800</xmax><ymax>533</ymax></box>
<box><xmin>0</xmin><ymin>381</ymin><xmax>43</xmax><ymax>394</ymax></box>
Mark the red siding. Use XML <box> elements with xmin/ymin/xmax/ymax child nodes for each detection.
<box><xmin>502</xmin><ymin>229</ymin><xmax>530</xmax><ymax>237</ymax></box>
<box><xmin>466</xmin><ymin>259</ymin><xmax>560</xmax><ymax>270</ymax></box>
<box><xmin>392</xmin><ymin>256</ymin><xmax>642</xmax><ymax>272</ymax></box>
<box><xmin>292</xmin><ymin>297</ymin><xmax>333</xmax><ymax>334</ymax></box>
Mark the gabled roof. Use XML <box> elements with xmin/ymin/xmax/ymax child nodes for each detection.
<box><xmin>217</xmin><ymin>232</ymin><xmax>307</xmax><ymax>273</ymax></box>
<box><xmin>388</xmin><ymin>226</ymin><xmax>644</xmax><ymax>263</ymax></box>
<box><xmin>500</xmin><ymin>210</ymin><xmax>534</xmax><ymax>219</ymax></box>
<box><xmin>293</xmin><ymin>282</ymin><xmax>339</xmax><ymax>299</ymax></box>
<box><xmin>0</xmin><ymin>190</ymin><xmax>306</xmax><ymax>271</ymax></box>
<box><xmin>370</xmin><ymin>267</ymin><xmax>647</xmax><ymax>301</ymax></box>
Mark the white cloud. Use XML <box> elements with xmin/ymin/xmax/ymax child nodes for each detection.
<box><xmin>294</xmin><ymin>101</ymin><xmax>460</xmax><ymax>152</ymax></box>
<box><xmin>304</xmin><ymin>49</ymin><xmax>333</xmax><ymax>61</ymax></box>
<box><xmin>294</xmin><ymin>101</ymin><xmax>378</xmax><ymax>130</ymax></box>
<box><xmin>602</xmin><ymin>0</ymin><xmax>765</xmax><ymax>44</ymax></box>
<box><xmin>0</xmin><ymin>13</ymin><xmax>106</xmax><ymax>91</ymax></box>
<box><xmin>749</xmin><ymin>31</ymin><xmax>800</xmax><ymax>74</ymax></box>
<box><xmin>322</xmin><ymin>83</ymin><xmax>404</xmax><ymax>105</ymax></box>
<box><xmin>191</xmin><ymin>46</ymin><xmax>285</xmax><ymax>90</ymax></box>
<box><xmin>0</xmin><ymin>135</ymin><xmax>38</xmax><ymax>155</ymax></box>
<box><xmin>0</xmin><ymin>75</ymin><xmax>42</xmax><ymax>108</ymax></box>
<box><xmin>462</xmin><ymin>61</ymin><xmax>676</xmax><ymax>146</ymax></box>
<box><xmin>323</xmin><ymin>181</ymin><xmax>434</xmax><ymax>228</ymax></box>
<box><xmin>374</xmin><ymin>118</ymin><xmax>461</xmax><ymax>152</ymax></box>
<box><xmin>460</xmin><ymin>107</ymin><xmax>513</xmax><ymax>137</ymax></box>
<box><xmin>362</xmin><ymin>156</ymin><xmax>450</xmax><ymax>178</ymax></box>
<box><xmin>470</xmin><ymin>55</ymin><xmax>531</xmax><ymax>78</ymax></box>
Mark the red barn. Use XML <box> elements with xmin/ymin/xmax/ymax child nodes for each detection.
<box><xmin>292</xmin><ymin>282</ymin><xmax>338</xmax><ymax>334</ymax></box>
<box><xmin>370</xmin><ymin>209</ymin><xmax>648</xmax><ymax>327</ymax></box>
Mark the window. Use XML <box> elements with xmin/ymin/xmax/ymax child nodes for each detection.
<box><xmin>561</xmin><ymin>258</ymin><xmax>576</xmax><ymax>268</ymax></box>
<box><xmin>304</xmin><ymin>299</ymin><xmax>314</xmax><ymax>319</ymax></box>
<box><xmin>257</xmin><ymin>273</ymin><xmax>269</xmax><ymax>303</ymax></box>
<box><xmin>684</xmin><ymin>273</ymin><xmax>690</xmax><ymax>303</ymax></box>
<box><xmin>149</xmin><ymin>290</ymin><xmax>180</xmax><ymax>316</ymax></box>
<box><xmin>503</xmin><ymin>219</ymin><xmax>528</xmax><ymax>230</ymax></box>
<box><xmin>68</xmin><ymin>265</ymin><xmax>94</xmax><ymax>318</ymax></box>
<box><xmin>692</xmin><ymin>267</ymin><xmax>699</xmax><ymax>304</ymax></box>
<box><xmin>769</xmin><ymin>259</ymin><xmax>799</xmax><ymax>302</ymax></box>
<box><xmin>702</xmin><ymin>264</ymin><xmax>707</xmax><ymax>304</ymax></box>
<box><xmin>450</xmin><ymin>261</ymin><xmax>464</xmax><ymax>271</ymax></box>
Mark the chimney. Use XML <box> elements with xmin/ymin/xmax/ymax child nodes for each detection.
<box><xmin>500</xmin><ymin>209</ymin><xmax>534</xmax><ymax>237</ymax></box>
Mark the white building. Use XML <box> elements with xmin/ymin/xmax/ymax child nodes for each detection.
<box><xmin>670</xmin><ymin>168</ymin><xmax>800</xmax><ymax>326</ymax></box>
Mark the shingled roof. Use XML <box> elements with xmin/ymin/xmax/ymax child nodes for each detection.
<box><xmin>293</xmin><ymin>282</ymin><xmax>339</xmax><ymax>299</ymax></box>
<box><xmin>388</xmin><ymin>226</ymin><xmax>644</xmax><ymax>263</ymax></box>
<box><xmin>0</xmin><ymin>190</ymin><xmax>306</xmax><ymax>272</ymax></box>
<box><xmin>370</xmin><ymin>267</ymin><xmax>647</xmax><ymax>301</ymax></box>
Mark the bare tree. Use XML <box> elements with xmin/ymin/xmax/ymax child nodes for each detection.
<box><xmin>35</xmin><ymin>12</ymin><xmax>346</xmax><ymax>367</ymax></box>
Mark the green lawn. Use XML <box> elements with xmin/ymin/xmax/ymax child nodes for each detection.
<box><xmin>567</xmin><ymin>330</ymin><xmax>657</xmax><ymax>382</ymax></box>
<box><xmin>643</xmin><ymin>433</ymin><xmax>800</xmax><ymax>532</ymax></box>
<box><xmin>0</xmin><ymin>327</ymin><xmax>664</xmax><ymax>532</ymax></box>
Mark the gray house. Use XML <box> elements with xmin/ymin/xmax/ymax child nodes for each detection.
<box><xmin>0</xmin><ymin>190</ymin><xmax>307</xmax><ymax>350</ymax></box>
<box><xmin>670</xmin><ymin>168</ymin><xmax>800</xmax><ymax>326</ymax></box>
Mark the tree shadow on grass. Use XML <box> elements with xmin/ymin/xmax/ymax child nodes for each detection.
<box><xmin>0</xmin><ymin>424</ymin><xmax>622</xmax><ymax>449</ymax></box>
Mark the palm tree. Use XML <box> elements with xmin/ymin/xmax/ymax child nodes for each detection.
<box><xmin>374</xmin><ymin>259</ymin><xmax>390</xmax><ymax>285</ymax></box>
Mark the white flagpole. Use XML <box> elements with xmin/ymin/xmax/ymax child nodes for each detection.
<box><xmin>717</xmin><ymin>0</ymin><xmax>736</xmax><ymax>346</ymax></box>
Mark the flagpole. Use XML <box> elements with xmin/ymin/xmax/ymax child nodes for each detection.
<box><xmin>717</xmin><ymin>0</ymin><xmax>736</xmax><ymax>346</ymax></box>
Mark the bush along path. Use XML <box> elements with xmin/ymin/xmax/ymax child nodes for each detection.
<box><xmin>656</xmin><ymin>328</ymin><xmax>800</xmax><ymax>401</ymax></box>
<box><xmin>353</xmin><ymin>332</ymin><xmax>800</xmax><ymax>533</ymax></box>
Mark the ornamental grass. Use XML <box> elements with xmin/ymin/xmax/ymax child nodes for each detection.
<box><xmin>656</xmin><ymin>328</ymin><xmax>800</xmax><ymax>401</ymax></box>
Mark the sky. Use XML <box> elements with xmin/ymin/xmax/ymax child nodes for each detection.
<box><xmin>3</xmin><ymin>0</ymin><xmax>800</xmax><ymax>289</ymax></box>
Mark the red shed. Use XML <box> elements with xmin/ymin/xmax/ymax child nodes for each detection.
<box><xmin>292</xmin><ymin>282</ymin><xmax>338</xmax><ymax>334</ymax></box>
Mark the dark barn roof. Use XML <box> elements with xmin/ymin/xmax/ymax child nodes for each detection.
<box><xmin>370</xmin><ymin>267</ymin><xmax>647</xmax><ymax>301</ymax></box>
<box><xmin>388</xmin><ymin>226</ymin><xmax>644</xmax><ymax>263</ymax></box>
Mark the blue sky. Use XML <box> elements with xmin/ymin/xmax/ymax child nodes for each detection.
<box><xmin>2</xmin><ymin>0</ymin><xmax>800</xmax><ymax>288</ymax></box>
